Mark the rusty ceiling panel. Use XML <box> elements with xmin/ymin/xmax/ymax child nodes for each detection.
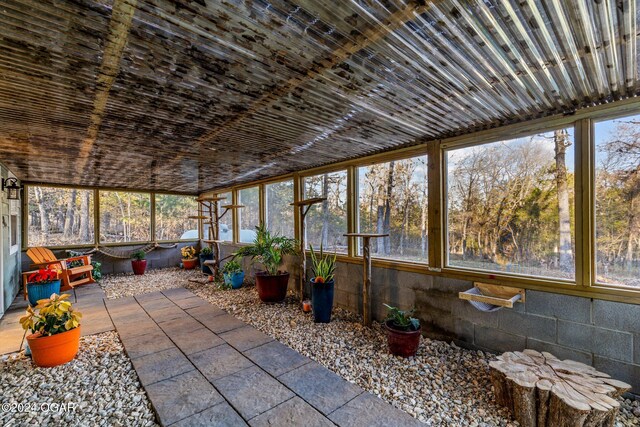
<box><xmin>0</xmin><ymin>0</ymin><xmax>638</xmax><ymax>194</ymax></box>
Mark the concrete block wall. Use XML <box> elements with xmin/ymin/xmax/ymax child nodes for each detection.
<box><xmin>330</xmin><ymin>261</ymin><xmax>640</xmax><ymax>394</ymax></box>
<box><xmin>20</xmin><ymin>241</ymin><xmax>198</xmax><ymax>276</ymax></box>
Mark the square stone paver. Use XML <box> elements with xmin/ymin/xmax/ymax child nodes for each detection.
<box><xmin>134</xmin><ymin>291</ymin><xmax>166</xmax><ymax>303</ymax></box>
<box><xmin>213</xmin><ymin>366</ymin><xmax>294</xmax><ymax>420</ymax></box>
<box><xmin>328</xmin><ymin>392</ymin><xmax>422</xmax><ymax>427</ymax></box>
<box><xmin>145</xmin><ymin>370</ymin><xmax>223</xmax><ymax>426</ymax></box>
<box><xmin>244</xmin><ymin>341</ymin><xmax>310</xmax><ymax>377</ymax></box>
<box><xmin>249</xmin><ymin>397</ymin><xmax>334</xmax><ymax>427</ymax></box>
<box><xmin>146</xmin><ymin>306</ymin><xmax>190</xmax><ymax>324</ymax></box>
<box><xmin>186</xmin><ymin>304</ymin><xmax>227</xmax><ymax>321</ymax></box>
<box><xmin>219</xmin><ymin>325</ymin><xmax>273</xmax><ymax>352</ymax></box>
<box><xmin>161</xmin><ymin>287</ymin><xmax>194</xmax><ymax>300</ymax></box>
<box><xmin>166</xmin><ymin>326</ymin><xmax>225</xmax><ymax>355</ymax></box>
<box><xmin>121</xmin><ymin>328</ymin><xmax>174</xmax><ymax>359</ymax></box>
<box><xmin>172</xmin><ymin>296</ymin><xmax>210</xmax><ymax>310</ymax></box>
<box><xmin>115</xmin><ymin>318</ymin><xmax>161</xmax><ymax>341</ymax></box>
<box><xmin>104</xmin><ymin>296</ymin><xmax>138</xmax><ymax>312</ymax></box>
<box><xmin>138</xmin><ymin>297</ymin><xmax>176</xmax><ymax>312</ymax></box>
<box><xmin>279</xmin><ymin>362</ymin><xmax>362</xmax><ymax>415</ymax></box>
<box><xmin>172</xmin><ymin>402</ymin><xmax>248</xmax><ymax>427</ymax></box>
<box><xmin>188</xmin><ymin>344</ymin><xmax>254</xmax><ymax>381</ymax></box>
<box><xmin>131</xmin><ymin>347</ymin><xmax>194</xmax><ymax>386</ymax></box>
<box><xmin>198</xmin><ymin>313</ymin><xmax>246</xmax><ymax>334</ymax></box>
<box><xmin>158</xmin><ymin>315</ymin><xmax>205</xmax><ymax>335</ymax></box>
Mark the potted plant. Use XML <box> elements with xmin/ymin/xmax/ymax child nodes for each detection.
<box><xmin>310</xmin><ymin>245</ymin><xmax>337</xmax><ymax>323</ymax></box>
<box><xmin>19</xmin><ymin>293</ymin><xmax>82</xmax><ymax>367</ymax></box>
<box><xmin>222</xmin><ymin>260</ymin><xmax>244</xmax><ymax>289</ymax></box>
<box><xmin>384</xmin><ymin>304</ymin><xmax>421</xmax><ymax>357</ymax></box>
<box><xmin>234</xmin><ymin>225</ymin><xmax>298</xmax><ymax>303</ymax></box>
<box><xmin>181</xmin><ymin>246</ymin><xmax>198</xmax><ymax>270</ymax></box>
<box><xmin>130</xmin><ymin>249</ymin><xmax>147</xmax><ymax>275</ymax></box>
<box><xmin>26</xmin><ymin>268</ymin><xmax>61</xmax><ymax>306</ymax></box>
<box><xmin>200</xmin><ymin>246</ymin><xmax>214</xmax><ymax>274</ymax></box>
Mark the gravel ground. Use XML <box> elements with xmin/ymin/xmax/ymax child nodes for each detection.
<box><xmin>100</xmin><ymin>267</ymin><xmax>640</xmax><ymax>426</ymax></box>
<box><xmin>100</xmin><ymin>267</ymin><xmax>201</xmax><ymax>299</ymax></box>
<box><xmin>0</xmin><ymin>332</ymin><xmax>157</xmax><ymax>427</ymax></box>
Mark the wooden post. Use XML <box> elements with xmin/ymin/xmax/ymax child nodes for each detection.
<box><xmin>291</xmin><ymin>198</ymin><xmax>326</xmax><ymax>304</ymax></box>
<box><xmin>344</xmin><ymin>233</ymin><xmax>388</xmax><ymax>326</ymax></box>
<box><xmin>192</xmin><ymin>196</ymin><xmax>244</xmax><ymax>279</ymax></box>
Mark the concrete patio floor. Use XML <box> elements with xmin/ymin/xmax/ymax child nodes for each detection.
<box><xmin>1</xmin><ymin>285</ymin><xmax>422</xmax><ymax>426</ymax></box>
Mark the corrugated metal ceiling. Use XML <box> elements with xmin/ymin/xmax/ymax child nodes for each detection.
<box><xmin>0</xmin><ymin>0</ymin><xmax>638</xmax><ymax>193</ymax></box>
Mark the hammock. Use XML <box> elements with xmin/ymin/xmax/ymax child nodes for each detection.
<box><xmin>67</xmin><ymin>243</ymin><xmax>178</xmax><ymax>260</ymax></box>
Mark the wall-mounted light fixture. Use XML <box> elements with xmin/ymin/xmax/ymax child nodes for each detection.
<box><xmin>2</xmin><ymin>177</ymin><xmax>21</xmax><ymax>200</ymax></box>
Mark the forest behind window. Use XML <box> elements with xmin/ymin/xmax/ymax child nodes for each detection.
<box><xmin>238</xmin><ymin>187</ymin><xmax>259</xmax><ymax>243</ymax></box>
<box><xmin>303</xmin><ymin>171</ymin><xmax>348</xmax><ymax>252</ymax></box>
<box><xmin>217</xmin><ymin>191</ymin><xmax>234</xmax><ymax>241</ymax></box>
<box><xmin>358</xmin><ymin>156</ymin><xmax>428</xmax><ymax>261</ymax></box>
<box><xmin>100</xmin><ymin>191</ymin><xmax>151</xmax><ymax>243</ymax></box>
<box><xmin>155</xmin><ymin>194</ymin><xmax>198</xmax><ymax>241</ymax></box>
<box><xmin>595</xmin><ymin>115</ymin><xmax>640</xmax><ymax>288</ymax></box>
<box><xmin>447</xmin><ymin>129</ymin><xmax>576</xmax><ymax>280</ymax></box>
<box><xmin>28</xmin><ymin>186</ymin><xmax>95</xmax><ymax>246</ymax></box>
<box><xmin>266</xmin><ymin>180</ymin><xmax>294</xmax><ymax>238</ymax></box>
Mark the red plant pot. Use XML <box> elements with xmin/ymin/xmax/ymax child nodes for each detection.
<box><xmin>183</xmin><ymin>258</ymin><xmax>198</xmax><ymax>270</ymax></box>
<box><xmin>131</xmin><ymin>259</ymin><xmax>147</xmax><ymax>275</ymax></box>
<box><xmin>385</xmin><ymin>320</ymin><xmax>421</xmax><ymax>358</ymax></box>
<box><xmin>255</xmin><ymin>272</ymin><xmax>289</xmax><ymax>303</ymax></box>
<box><xmin>27</xmin><ymin>326</ymin><xmax>81</xmax><ymax>368</ymax></box>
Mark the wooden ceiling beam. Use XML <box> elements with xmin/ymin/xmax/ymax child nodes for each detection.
<box><xmin>76</xmin><ymin>0</ymin><xmax>137</xmax><ymax>175</ymax></box>
<box><xmin>195</xmin><ymin>0</ymin><xmax>428</xmax><ymax>147</ymax></box>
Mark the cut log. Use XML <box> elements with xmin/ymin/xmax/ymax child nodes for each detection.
<box><xmin>489</xmin><ymin>350</ymin><xmax>631</xmax><ymax>427</ymax></box>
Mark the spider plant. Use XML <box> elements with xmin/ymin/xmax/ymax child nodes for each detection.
<box><xmin>310</xmin><ymin>244</ymin><xmax>336</xmax><ymax>283</ymax></box>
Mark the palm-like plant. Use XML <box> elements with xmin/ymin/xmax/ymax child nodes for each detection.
<box><xmin>233</xmin><ymin>225</ymin><xmax>299</xmax><ymax>275</ymax></box>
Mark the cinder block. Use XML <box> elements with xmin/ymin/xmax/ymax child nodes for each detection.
<box><xmin>451</xmin><ymin>299</ymin><xmax>500</xmax><ymax>328</ymax></box>
<box><xmin>635</xmin><ymin>335</ymin><xmax>640</xmax><ymax>365</ymax></box>
<box><xmin>557</xmin><ymin>321</ymin><xmax>633</xmax><ymax>362</ymax></box>
<box><xmin>475</xmin><ymin>325</ymin><xmax>526</xmax><ymax>353</ymax></box>
<box><xmin>593</xmin><ymin>299</ymin><xmax>640</xmax><ymax>333</ymax></box>
<box><xmin>451</xmin><ymin>317</ymin><xmax>474</xmax><ymax>344</ymax></box>
<box><xmin>497</xmin><ymin>311</ymin><xmax>556</xmax><ymax>343</ymax></box>
<box><xmin>526</xmin><ymin>338</ymin><xmax>593</xmax><ymax>365</ymax></box>
<box><xmin>432</xmin><ymin>276</ymin><xmax>472</xmax><ymax>293</ymax></box>
<box><xmin>594</xmin><ymin>356</ymin><xmax>640</xmax><ymax>394</ymax></box>
<box><xmin>525</xmin><ymin>290</ymin><xmax>591</xmax><ymax>323</ymax></box>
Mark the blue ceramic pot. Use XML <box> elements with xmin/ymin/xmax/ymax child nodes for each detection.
<box><xmin>200</xmin><ymin>253</ymin><xmax>214</xmax><ymax>274</ymax></box>
<box><xmin>311</xmin><ymin>279</ymin><xmax>334</xmax><ymax>323</ymax></box>
<box><xmin>224</xmin><ymin>271</ymin><xmax>245</xmax><ymax>289</ymax></box>
<box><xmin>27</xmin><ymin>280</ymin><xmax>61</xmax><ymax>306</ymax></box>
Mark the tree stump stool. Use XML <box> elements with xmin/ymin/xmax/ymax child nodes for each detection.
<box><xmin>489</xmin><ymin>349</ymin><xmax>631</xmax><ymax>427</ymax></box>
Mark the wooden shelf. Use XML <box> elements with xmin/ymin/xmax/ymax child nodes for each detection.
<box><xmin>197</xmin><ymin>196</ymin><xmax>227</xmax><ymax>202</ymax></box>
<box><xmin>188</xmin><ymin>215</ymin><xmax>210</xmax><ymax>219</ymax></box>
<box><xmin>343</xmin><ymin>233</ymin><xmax>389</xmax><ymax>238</ymax></box>
<box><xmin>221</xmin><ymin>204</ymin><xmax>245</xmax><ymax>209</ymax></box>
<box><xmin>459</xmin><ymin>283</ymin><xmax>525</xmax><ymax>309</ymax></box>
<box><xmin>291</xmin><ymin>197</ymin><xmax>326</xmax><ymax>206</ymax></box>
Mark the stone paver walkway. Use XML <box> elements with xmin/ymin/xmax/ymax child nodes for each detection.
<box><xmin>0</xmin><ymin>283</ymin><xmax>114</xmax><ymax>355</ymax></box>
<box><xmin>106</xmin><ymin>288</ymin><xmax>421</xmax><ymax>427</ymax></box>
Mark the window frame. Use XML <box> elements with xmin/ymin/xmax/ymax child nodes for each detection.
<box><xmin>355</xmin><ymin>153</ymin><xmax>430</xmax><ymax>264</ymax></box>
<box><xmin>154</xmin><ymin>193</ymin><xmax>200</xmax><ymax>243</ymax></box>
<box><xmin>265</xmin><ymin>178</ymin><xmax>295</xmax><ymax>238</ymax></box>
<box><xmin>441</xmin><ymin>123</ymin><xmax>579</xmax><ymax>285</ymax></box>
<box><xmin>22</xmin><ymin>185</ymin><xmax>199</xmax><ymax>250</ymax></box>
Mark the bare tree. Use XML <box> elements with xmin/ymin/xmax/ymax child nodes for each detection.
<box><xmin>554</xmin><ymin>129</ymin><xmax>573</xmax><ymax>272</ymax></box>
<box><xmin>63</xmin><ymin>189</ymin><xmax>77</xmax><ymax>238</ymax></box>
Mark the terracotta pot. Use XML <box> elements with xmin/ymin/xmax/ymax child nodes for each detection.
<box><xmin>385</xmin><ymin>320</ymin><xmax>421</xmax><ymax>358</ymax></box>
<box><xmin>183</xmin><ymin>258</ymin><xmax>198</xmax><ymax>270</ymax></box>
<box><xmin>255</xmin><ymin>272</ymin><xmax>289</xmax><ymax>303</ymax></box>
<box><xmin>27</xmin><ymin>326</ymin><xmax>81</xmax><ymax>368</ymax></box>
<box><xmin>131</xmin><ymin>259</ymin><xmax>147</xmax><ymax>275</ymax></box>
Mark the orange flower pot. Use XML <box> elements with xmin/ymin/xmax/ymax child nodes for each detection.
<box><xmin>27</xmin><ymin>326</ymin><xmax>81</xmax><ymax>368</ymax></box>
<box><xmin>182</xmin><ymin>258</ymin><xmax>198</xmax><ymax>270</ymax></box>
